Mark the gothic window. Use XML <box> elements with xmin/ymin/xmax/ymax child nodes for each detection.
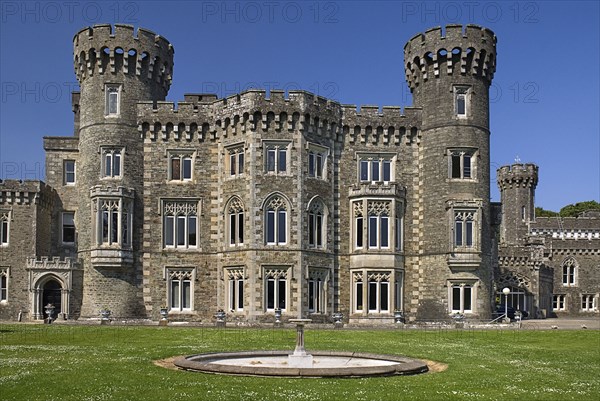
<box><xmin>354</xmin><ymin>272</ymin><xmax>364</xmax><ymax>312</ymax></box>
<box><xmin>454</xmin><ymin>211</ymin><xmax>475</xmax><ymax>248</ymax></box>
<box><xmin>64</xmin><ymin>160</ymin><xmax>76</xmax><ymax>185</ymax></box>
<box><xmin>552</xmin><ymin>294</ymin><xmax>566</xmax><ymax>311</ymax></box>
<box><xmin>354</xmin><ymin>202</ymin><xmax>364</xmax><ymax>249</ymax></box>
<box><xmin>357</xmin><ymin>153</ymin><xmax>395</xmax><ymax>183</ymax></box>
<box><xmin>226</xmin><ymin>268</ymin><xmax>244</xmax><ymax>312</ymax></box>
<box><xmin>227</xmin><ymin>146</ymin><xmax>245</xmax><ymax>177</ymax></box>
<box><xmin>265</xmin><ymin>195</ymin><xmax>287</xmax><ymax>245</ymax></box>
<box><xmin>167</xmin><ymin>268</ymin><xmax>194</xmax><ymax>312</ymax></box>
<box><xmin>62</xmin><ymin>212</ymin><xmax>75</xmax><ymax>244</ymax></box>
<box><xmin>264</xmin><ymin>142</ymin><xmax>289</xmax><ymax>174</ymax></box>
<box><xmin>581</xmin><ymin>294</ymin><xmax>596</xmax><ymax>312</ymax></box>
<box><xmin>105</xmin><ymin>84</ymin><xmax>121</xmax><ymax>116</ymax></box>
<box><xmin>93</xmin><ymin>198</ymin><xmax>131</xmax><ymax>247</ymax></box>
<box><xmin>227</xmin><ymin>197</ymin><xmax>244</xmax><ymax>246</ymax></box>
<box><xmin>101</xmin><ymin>147</ymin><xmax>123</xmax><ymax>178</ymax></box>
<box><xmin>308</xmin><ymin>200</ymin><xmax>325</xmax><ymax>248</ymax></box>
<box><xmin>395</xmin><ymin>210</ymin><xmax>403</xmax><ymax>252</ymax></box>
<box><xmin>367</xmin><ymin>272</ymin><xmax>390</xmax><ymax>313</ymax></box>
<box><xmin>0</xmin><ymin>269</ymin><xmax>7</xmax><ymax>302</ymax></box>
<box><xmin>168</xmin><ymin>151</ymin><xmax>193</xmax><ymax>181</ymax></box>
<box><xmin>0</xmin><ymin>211</ymin><xmax>9</xmax><ymax>246</ymax></box>
<box><xmin>367</xmin><ymin>201</ymin><xmax>390</xmax><ymax>249</ymax></box>
<box><xmin>163</xmin><ymin>201</ymin><xmax>198</xmax><ymax>249</ymax></box>
<box><xmin>449</xmin><ymin>149</ymin><xmax>475</xmax><ymax>179</ymax></box>
<box><xmin>562</xmin><ymin>258</ymin><xmax>577</xmax><ymax>286</ymax></box>
<box><xmin>450</xmin><ymin>283</ymin><xmax>474</xmax><ymax>313</ymax></box>
<box><xmin>454</xmin><ymin>86</ymin><xmax>470</xmax><ymax>117</ymax></box>
<box><xmin>308</xmin><ymin>269</ymin><xmax>327</xmax><ymax>313</ymax></box>
<box><xmin>264</xmin><ymin>268</ymin><xmax>288</xmax><ymax>311</ymax></box>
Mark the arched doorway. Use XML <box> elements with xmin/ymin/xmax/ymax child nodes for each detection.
<box><xmin>41</xmin><ymin>279</ymin><xmax>62</xmax><ymax>318</ymax></box>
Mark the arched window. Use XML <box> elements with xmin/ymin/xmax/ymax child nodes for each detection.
<box><xmin>227</xmin><ymin>197</ymin><xmax>244</xmax><ymax>246</ymax></box>
<box><xmin>562</xmin><ymin>258</ymin><xmax>577</xmax><ymax>286</ymax></box>
<box><xmin>265</xmin><ymin>195</ymin><xmax>287</xmax><ymax>245</ymax></box>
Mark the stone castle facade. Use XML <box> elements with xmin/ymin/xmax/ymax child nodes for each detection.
<box><xmin>0</xmin><ymin>24</ymin><xmax>598</xmax><ymax>323</ymax></box>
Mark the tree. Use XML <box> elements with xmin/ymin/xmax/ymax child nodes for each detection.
<box><xmin>535</xmin><ymin>207</ymin><xmax>558</xmax><ymax>217</ymax></box>
<box><xmin>559</xmin><ymin>201</ymin><xmax>600</xmax><ymax>217</ymax></box>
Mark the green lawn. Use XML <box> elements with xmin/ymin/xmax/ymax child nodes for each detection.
<box><xmin>1</xmin><ymin>324</ymin><xmax>598</xmax><ymax>400</ymax></box>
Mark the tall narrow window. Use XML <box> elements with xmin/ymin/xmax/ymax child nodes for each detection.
<box><xmin>308</xmin><ymin>147</ymin><xmax>327</xmax><ymax>179</ymax></box>
<box><xmin>105</xmin><ymin>85</ymin><xmax>120</xmax><ymax>116</ymax></box>
<box><xmin>353</xmin><ymin>202</ymin><xmax>364</xmax><ymax>249</ymax></box>
<box><xmin>264</xmin><ymin>269</ymin><xmax>287</xmax><ymax>311</ymax></box>
<box><xmin>62</xmin><ymin>212</ymin><xmax>75</xmax><ymax>244</ymax></box>
<box><xmin>168</xmin><ymin>269</ymin><xmax>194</xmax><ymax>312</ymax></box>
<box><xmin>163</xmin><ymin>201</ymin><xmax>199</xmax><ymax>249</ymax></box>
<box><xmin>227</xmin><ymin>269</ymin><xmax>244</xmax><ymax>312</ymax></box>
<box><xmin>265</xmin><ymin>195</ymin><xmax>287</xmax><ymax>245</ymax></box>
<box><xmin>308</xmin><ymin>201</ymin><xmax>325</xmax><ymax>248</ymax></box>
<box><xmin>0</xmin><ymin>211</ymin><xmax>9</xmax><ymax>246</ymax></box>
<box><xmin>395</xmin><ymin>216</ymin><xmax>403</xmax><ymax>251</ymax></box>
<box><xmin>354</xmin><ymin>272</ymin><xmax>363</xmax><ymax>313</ymax></box>
<box><xmin>562</xmin><ymin>258</ymin><xmax>577</xmax><ymax>286</ymax></box>
<box><xmin>367</xmin><ymin>201</ymin><xmax>391</xmax><ymax>249</ymax></box>
<box><xmin>64</xmin><ymin>160</ymin><xmax>76</xmax><ymax>185</ymax></box>
<box><xmin>102</xmin><ymin>148</ymin><xmax>122</xmax><ymax>178</ymax></box>
<box><xmin>227</xmin><ymin>197</ymin><xmax>244</xmax><ymax>246</ymax></box>
<box><xmin>454</xmin><ymin>86</ymin><xmax>469</xmax><ymax>117</ymax></box>
<box><xmin>97</xmin><ymin>200</ymin><xmax>123</xmax><ymax>245</ymax></box>
<box><xmin>454</xmin><ymin>211</ymin><xmax>475</xmax><ymax>248</ymax></box>
<box><xmin>308</xmin><ymin>269</ymin><xmax>327</xmax><ymax>313</ymax></box>
<box><xmin>0</xmin><ymin>270</ymin><xmax>7</xmax><ymax>302</ymax></box>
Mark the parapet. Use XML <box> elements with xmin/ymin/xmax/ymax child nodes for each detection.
<box><xmin>404</xmin><ymin>24</ymin><xmax>496</xmax><ymax>91</ymax></box>
<box><xmin>73</xmin><ymin>24</ymin><xmax>174</xmax><ymax>92</ymax></box>
<box><xmin>0</xmin><ymin>180</ymin><xmax>54</xmax><ymax>207</ymax></box>
<box><xmin>497</xmin><ymin>163</ymin><xmax>539</xmax><ymax>189</ymax></box>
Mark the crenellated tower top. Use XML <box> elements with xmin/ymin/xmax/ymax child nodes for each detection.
<box><xmin>73</xmin><ymin>24</ymin><xmax>174</xmax><ymax>93</ymax></box>
<box><xmin>404</xmin><ymin>24</ymin><xmax>496</xmax><ymax>93</ymax></box>
<box><xmin>497</xmin><ymin>163</ymin><xmax>539</xmax><ymax>190</ymax></box>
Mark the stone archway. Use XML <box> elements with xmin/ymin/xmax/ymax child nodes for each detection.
<box><xmin>42</xmin><ymin>279</ymin><xmax>62</xmax><ymax>318</ymax></box>
<box><xmin>31</xmin><ymin>274</ymin><xmax>69</xmax><ymax>320</ymax></box>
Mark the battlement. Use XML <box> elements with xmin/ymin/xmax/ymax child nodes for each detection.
<box><xmin>73</xmin><ymin>24</ymin><xmax>174</xmax><ymax>91</ymax></box>
<box><xmin>90</xmin><ymin>185</ymin><xmax>135</xmax><ymax>199</ymax></box>
<box><xmin>137</xmin><ymin>89</ymin><xmax>421</xmax><ymax>146</ymax></box>
<box><xmin>497</xmin><ymin>163</ymin><xmax>539</xmax><ymax>189</ymax></box>
<box><xmin>26</xmin><ymin>256</ymin><xmax>80</xmax><ymax>270</ymax></box>
<box><xmin>404</xmin><ymin>24</ymin><xmax>496</xmax><ymax>91</ymax></box>
<box><xmin>0</xmin><ymin>180</ymin><xmax>53</xmax><ymax>207</ymax></box>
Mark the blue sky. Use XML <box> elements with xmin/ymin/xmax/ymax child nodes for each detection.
<box><xmin>1</xmin><ymin>0</ymin><xmax>598</xmax><ymax>211</ymax></box>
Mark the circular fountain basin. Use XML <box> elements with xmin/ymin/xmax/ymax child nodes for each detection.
<box><xmin>174</xmin><ymin>350</ymin><xmax>428</xmax><ymax>377</ymax></box>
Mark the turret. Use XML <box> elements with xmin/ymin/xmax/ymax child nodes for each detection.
<box><xmin>403</xmin><ymin>25</ymin><xmax>496</xmax><ymax>320</ymax></box>
<box><xmin>497</xmin><ymin>163</ymin><xmax>539</xmax><ymax>245</ymax></box>
<box><xmin>404</xmin><ymin>24</ymin><xmax>496</xmax><ymax>128</ymax></box>
<box><xmin>73</xmin><ymin>24</ymin><xmax>174</xmax><ymax>318</ymax></box>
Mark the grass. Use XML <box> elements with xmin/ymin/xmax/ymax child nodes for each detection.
<box><xmin>1</xmin><ymin>324</ymin><xmax>599</xmax><ymax>400</ymax></box>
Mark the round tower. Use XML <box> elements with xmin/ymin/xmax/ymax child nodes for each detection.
<box><xmin>497</xmin><ymin>163</ymin><xmax>539</xmax><ymax>245</ymax></box>
<box><xmin>73</xmin><ymin>24</ymin><xmax>174</xmax><ymax>318</ymax></box>
<box><xmin>403</xmin><ymin>25</ymin><xmax>497</xmax><ymax>320</ymax></box>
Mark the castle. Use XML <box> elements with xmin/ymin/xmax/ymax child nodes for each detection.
<box><xmin>0</xmin><ymin>24</ymin><xmax>598</xmax><ymax>323</ymax></box>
